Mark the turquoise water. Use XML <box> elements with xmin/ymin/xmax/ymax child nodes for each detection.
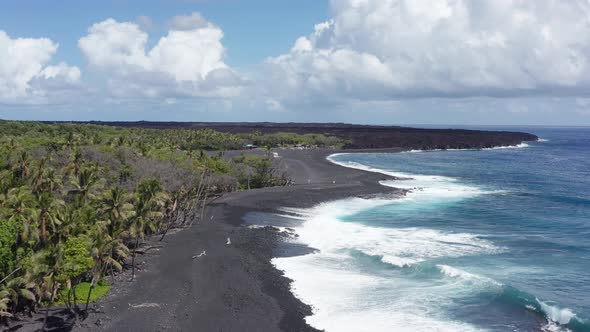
<box><xmin>273</xmin><ymin>128</ymin><xmax>590</xmax><ymax>332</ymax></box>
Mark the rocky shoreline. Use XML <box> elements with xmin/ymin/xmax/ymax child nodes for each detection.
<box><xmin>44</xmin><ymin>121</ymin><xmax>539</xmax><ymax>150</ymax></box>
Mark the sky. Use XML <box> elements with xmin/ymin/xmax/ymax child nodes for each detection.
<box><xmin>1</xmin><ymin>0</ymin><xmax>590</xmax><ymax>126</ymax></box>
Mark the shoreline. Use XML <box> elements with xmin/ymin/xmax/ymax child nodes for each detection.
<box><xmin>70</xmin><ymin>148</ymin><xmax>402</xmax><ymax>331</ymax></box>
<box><xmin>272</xmin><ymin>141</ymin><xmax>581</xmax><ymax>332</ymax></box>
<box><xmin>12</xmin><ymin>143</ymin><xmax>536</xmax><ymax>331</ymax></box>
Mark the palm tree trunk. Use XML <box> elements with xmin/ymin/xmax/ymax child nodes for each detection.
<box><xmin>42</xmin><ymin>282</ymin><xmax>57</xmax><ymax>331</ymax></box>
<box><xmin>72</xmin><ymin>281</ymin><xmax>78</xmax><ymax>318</ymax></box>
<box><xmin>41</xmin><ymin>213</ymin><xmax>47</xmax><ymax>242</ymax></box>
<box><xmin>71</xmin><ymin>281</ymin><xmax>80</xmax><ymax>322</ymax></box>
<box><xmin>66</xmin><ymin>289</ymin><xmax>72</xmax><ymax>312</ymax></box>
<box><xmin>131</xmin><ymin>235</ymin><xmax>139</xmax><ymax>281</ymax></box>
<box><xmin>71</xmin><ymin>285</ymin><xmax>76</xmax><ymax>307</ymax></box>
<box><xmin>199</xmin><ymin>183</ymin><xmax>210</xmax><ymax>223</ymax></box>
<box><xmin>159</xmin><ymin>221</ymin><xmax>173</xmax><ymax>241</ymax></box>
<box><xmin>110</xmin><ymin>249</ymin><xmax>115</xmax><ymax>283</ymax></box>
<box><xmin>158</xmin><ymin>199</ymin><xmax>178</xmax><ymax>240</ymax></box>
<box><xmin>85</xmin><ymin>264</ymin><xmax>106</xmax><ymax>312</ymax></box>
<box><xmin>84</xmin><ymin>277</ymin><xmax>95</xmax><ymax>311</ymax></box>
<box><xmin>159</xmin><ymin>208</ymin><xmax>178</xmax><ymax>242</ymax></box>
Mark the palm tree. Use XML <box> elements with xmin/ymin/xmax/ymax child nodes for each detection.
<box><xmin>35</xmin><ymin>193</ymin><xmax>64</xmax><ymax>244</ymax></box>
<box><xmin>5</xmin><ymin>187</ymin><xmax>35</xmax><ymax>215</ymax></box>
<box><xmin>65</xmin><ymin>131</ymin><xmax>79</xmax><ymax>148</ymax></box>
<box><xmin>83</xmin><ymin>223</ymin><xmax>129</xmax><ymax>311</ymax></box>
<box><xmin>0</xmin><ymin>289</ymin><xmax>12</xmax><ymax>322</ymax></box>
<box><xmin>23</xmin><ymin>247</ymin><xmax>62</xmax><ymax>331</ymax></box>
<box><xmin>40</xmin><ymin>168</ymin><xmax>62</xmax><ymax>193</ymax></box>
<box><xmin>0</xmin><ymin>276</ymin><xmax>35</xmax><ymax>313</ymax></box>
<box><xmin>100</xmin><ymin>187</ymin><xmax>134</xmax><ymax>239</ymax></box>
<box><xmin>60</xmin><ymin>205</ymin><xmax>102</xmax><ymax>243</ymax></box>
<box><xmin>12</xmin><ymin>151</ymin><xmax>31</xmax><ymax>179</ymax></box>
<box><xmin>136</xmin><ymin>180</ymin><xmax>168</xmax><ymax>213</ymax></box>
<box><xmin>127</xmin><ymin>214</ymin><xmax>152</xmax><ymax>282</ymax></box>
<box><xmin>5</xmin><ymin>187</ymin><xmax>37</xmax><ymax>248</ymax></box>
<box><xmin>31</xmin><ymin>156</ymin><xmax>62</xmax><ymax>194</ymax></box>
<box><xmin>159</xmin><ymin>187</ymin><xmax>185</xmax><ymax>241</ymax></box>
<box><xmin>99</xmin><ymin>187</ymin><xmax>134</xmax><ymax>280</ymax></box>
<box><xmin>0</xmin><ymin>170</ymin><xmax>14</xmax><ymax>207</ymax></box>
<box><xmin>69</xmin><ymin>167</ymin><xmax>104</xmax><ymax>206</ymax></box>
<box><xmin>6</xmin><ymin>138</ymin><xmax>18</xmax><ymax>151</ymax></box>
<box><xmin>63</xmin><ymin>149</ymin><xmax>83</xmax><ymax>178</ymax></box>
<box><xmin>31</xmin><ymin>155</ymin><xmax>50</xmax><ymax>193</ymax></box>
<box><xmin>129</xmin><ymin>180</ymin><xmax>167</xmax><ymax>280</ymax></box>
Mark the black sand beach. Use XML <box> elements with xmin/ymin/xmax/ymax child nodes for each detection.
<box><xmin>3</xmin><ymin>124</ymin><xmax>538</xmax><ymax>332</ymax></box>
<box><xmin>70</xmin><ymin>149</ymin><xmax>403</xmax><ymax>332</ymax></box>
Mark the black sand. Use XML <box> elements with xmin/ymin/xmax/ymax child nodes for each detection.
<box><xmin>70</xmin><ymin>149</ymin><xmax>403</xmax><ymax>332</ymax></box>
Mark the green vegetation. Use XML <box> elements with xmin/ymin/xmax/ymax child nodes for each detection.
<box><xmin>0</xmin><ymin>120</ymin><xmax>346</xmax><ymax>324</ymax></box>
<box><xmin>56</xmin><ymin>281</ymin><xmax>110</xmax><ymax>306</ymax></box>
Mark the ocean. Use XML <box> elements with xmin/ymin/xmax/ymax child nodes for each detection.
<box><xmin>269</xmin><ymin>127</ymin><xmax>590</xmax><ymax>332</ymax></box>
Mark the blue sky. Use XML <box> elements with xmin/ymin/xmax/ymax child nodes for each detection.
<box><xmin>1</xmin><ymin>0</ymin><xmax>590</xmax><ymax>125</ymax></box>
<box><xmin>0</xmin><ymin>0</ymin><xmax>328</xmax><ymax>67</ymax></box>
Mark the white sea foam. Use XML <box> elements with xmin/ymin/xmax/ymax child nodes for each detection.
<box><xmin>542</xmin><ymin>321</ymin><xmax>570</xmax><ymax>332</ymax></box>
<box><xmin>269</xmin><ymin>155</ymin><xmax>512</xmax><ymax>331</ymax></box>
<box><xmin>437</xmin><ymin>262</ymin><xmax>581</xmax><ymax>329</ymax></box>
<box><xmin>328</xmin><ymin>154</ymin><xmax>505</xmax><ymax>201</ymax></box>
<box><xmin>537</xmin><ymin>299</ymin><xmax>577</xmax><ymax>326</ymax></box>
<box><xmin>327</xmin><ymin>155</ymin><xmax>454</xmax><ymax>182</ymax></box>
<box><xmin>381</xmin><ymin>255</ymin><xmax>423</xmax><ymax>267</ymax></box>
<box><xmin>486</xmin><ymin>142</ymin><xmax>530</xmax><ymax>149</ymax></box>
<box><xmin>280</xmin><ymin>153</ymin><xmax>582</xmax><ymax>332</ymax></box>
<box><xmin>273</xmin><ymin>196</ymin><xmax>501</xmax><ymax>331</ymax></box>
<box><xmin>437</xmin><ymin>264</ymin><xmax>481</xmax><ymax>280</ymax></box>
<box><xmin>274</xmin><ymin>252</ymin><xmax>486</xmax><ymax>332</ymax></box>
<box><xmin>274</xmin><ymin>212</ymin><xmax>307</xmax><ymax>221</ymax></box>
<box><xmin>437</xmin><ymin>265</ymin><xmax>502</xmax><ymax>287</ymax></box>
<box><xmin>401</xmin><ymin>143</ymin><xmax>530</xmax><ymax>153</ymax></box>
<box><xmin>436</xmin><ymin>258</ymin><xmax>580</xmax><ymax>330</ymax></box>
<box><xmin>281</xmin><ymin>199</ymin><xmax>501</xmax><ymax>266</ymax></box>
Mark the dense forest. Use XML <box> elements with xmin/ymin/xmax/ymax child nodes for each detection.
<box><xmin>0</xmin><ymin>120</ymin><xmax>347</xmax><ymax>327</ymax></box>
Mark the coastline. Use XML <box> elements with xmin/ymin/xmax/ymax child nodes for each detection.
<box><xmin>15</xmin><ymin>142</ymin><xmax>538</xmax><ymax>331</ymax></box>
<box><xmin>74</xmin><ymin>148</ymin><xmax>403</xmax><ymax>331</ymax></box>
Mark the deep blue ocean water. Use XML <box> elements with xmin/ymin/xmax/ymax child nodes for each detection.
<box><xmin>272</xmin><ymin>127</ymin><xmax>590</xmax><ymax>332</ymax></box>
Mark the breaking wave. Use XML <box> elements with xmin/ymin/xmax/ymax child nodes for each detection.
<box><xmin>269</xmin><ymin>152</ymin><xmax>588</xmax><ymax>332</ymax></box>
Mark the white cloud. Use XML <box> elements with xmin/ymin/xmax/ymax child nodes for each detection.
<box><xmin>0</xmin><ymin>30</ymin><xmax>80</xmax><ymax>104</ymax></box>
<box><xmin>38</xmin><ymin>63</ymin><xmax>81</xmax><ymax>83</ymax></box>
<box><xmin>79</xmin><ymin>19</ymin><xmax>151</xmax><ymax>72</ymax></box>
<box><xmin>264</xmin><ymin>0</ymin><xmax>590</xmax><ymax>106</ymax></box>
<box><xmin>78</xmin><ymin>14</ymin><xmax>241</xmax><ymax>99</ymax></box>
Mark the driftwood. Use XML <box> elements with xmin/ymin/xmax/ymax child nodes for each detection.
<box><xmin>133</xmin><ymin>245</ymin><xmax>164</xmax><ymax>255</ymax></box>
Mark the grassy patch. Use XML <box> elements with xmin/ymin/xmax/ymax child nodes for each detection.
<box><xmin>55</xmin><ymin>281</ymin><xmax>111</xmax><ymax>305</ymax></box>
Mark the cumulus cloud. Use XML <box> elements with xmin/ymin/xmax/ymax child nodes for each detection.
<box><xmin>78</xmin><ymin>13</ymin><xmax>242</xmax><ymax>98</ymax></box>
<box><xmin>264</xmin><ymin>0</ymin><xmax>590</xmax><ymax>105</ymax></box>
<box><xmin>0</xmin><ymin>31</ymin><xmax>80</xmax><ymax>104</ymax></box>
